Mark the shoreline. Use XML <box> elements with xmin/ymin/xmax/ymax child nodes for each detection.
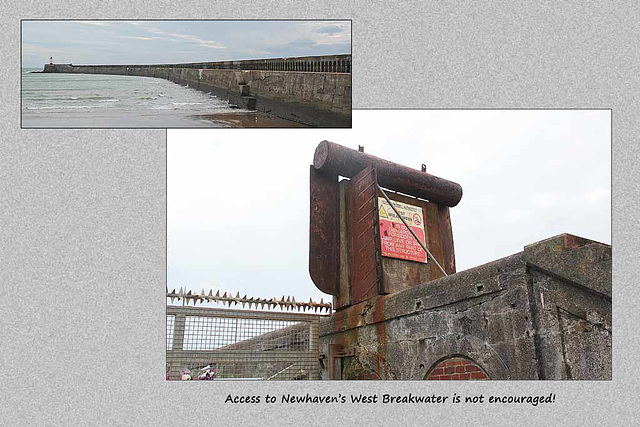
<box><xmin>196</xmin><ymin>111</ymin><xmax>310</xmax><ymax>128</ymax></box>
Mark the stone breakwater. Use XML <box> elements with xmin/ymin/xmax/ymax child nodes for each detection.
<box><xmin>42</xmin><ymin>55</ymin><xmax>352</xmax><ymax>128</ymax></box>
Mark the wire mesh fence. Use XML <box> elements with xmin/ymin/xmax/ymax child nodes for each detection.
<box><xmin>166</xmin><ymin>305</ymin><xmax>324</xmax><ymax>380</ymax></box>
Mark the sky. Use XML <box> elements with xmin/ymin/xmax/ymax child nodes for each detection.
<box><xmin>167</xmin><ymin>110</ymin><xmax>611</xmax><ymax>310</ymax></box>
<box><xmin>21</xmin><ymin>20</ymin><xmax>351</xmax><ymax>68</ymax></box>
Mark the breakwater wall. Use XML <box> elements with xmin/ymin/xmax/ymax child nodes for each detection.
<box><xmin>319</xmin><ymin>234</ymin><xmax>612</xmax><ymax>380</ymax></box>
<box><xmin>42</xmin><ymin>55</ymin><xmax>352</xmax><ymax>127</ymax></box>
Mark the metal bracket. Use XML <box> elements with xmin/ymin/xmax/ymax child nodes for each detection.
<box><xmin>327</xmin><ymin>344</ymin><xmax>356</xmax><ymax>379</ymax></box>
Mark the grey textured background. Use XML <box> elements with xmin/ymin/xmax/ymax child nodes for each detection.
<box><xmin>1</xmin><ymin>2</ymin><xmax>638</xmax><ymax>425</ymax></box>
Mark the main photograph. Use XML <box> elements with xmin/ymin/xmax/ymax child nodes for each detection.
<box><xmin>21</xmin><ymin>20</ymin><xmax>351</xmax><ymax>128</ymax></box>
<box><xmin>167</xmin><ymin>110</ymin><xmax>611</xmax><ymax>381</ymax></box>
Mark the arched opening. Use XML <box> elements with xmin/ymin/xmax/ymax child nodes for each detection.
<box><xmin>425</xmin><ymin>356</ymin><xmax>489</xmax><ymax>380</ymax></box>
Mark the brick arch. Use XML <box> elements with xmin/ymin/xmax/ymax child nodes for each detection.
<box><xmin>425</xmin><ymin>356</ymin><xmax>489</xmax><ymax>380</ymax></box>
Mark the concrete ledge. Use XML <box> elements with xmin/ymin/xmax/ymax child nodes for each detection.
<box><xmin>320</xmin><ymin>252</ymin><xmax>523</xmax><ymax>337</ymax></box>
<box><xmin>523</xmin><ymin>233</ymin><xmax>611</xmax><ymax>299</ymax></box>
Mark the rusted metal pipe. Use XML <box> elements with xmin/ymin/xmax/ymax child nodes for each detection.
<box><xmin>313</xmin><ymin>140</ymin><xmax>463</xmax><ymax>207</ymax></box>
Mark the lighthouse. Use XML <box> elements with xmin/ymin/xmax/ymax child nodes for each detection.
<box><xmin>50</xmin><ymin>56</ymin><xmax>53</xmax><ymax>65</ymax></box>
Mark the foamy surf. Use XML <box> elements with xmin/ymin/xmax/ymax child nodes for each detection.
<box><xmin>21</xmin><ymin>69</ymin><xmax>245</xmax><ymax>127</ymax></box>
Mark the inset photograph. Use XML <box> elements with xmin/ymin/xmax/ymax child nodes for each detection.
<box><xmin>166</xmin><ymin>110</ymin><xmax>611</xmax><ymax>381</ymax></box>
<box><xmin>21</xmin><ymin>20</ymin><xmax>351</xmax><ymax>128</ymax></box>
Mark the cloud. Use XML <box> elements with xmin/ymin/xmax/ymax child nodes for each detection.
<box><xmin>136</xmin><ymin>28</ymin><xmax>227</xmax><ymax>49</ymax></box>
<box><xmin>75</xmin><ymin>21</ymin><xmax>110</xmax><ymax>27</ymax></box>
<box><xmin>21</xmin><ymin>20</ymin><xmax>349</xmax><ymax>66</ymax></box>
<box><xmin>315</xmin><ymin>25</ymin><xmax>343</xmax><ymax>36</ymax></box>
<box><xmin>119</xmin><ymin>36</ymin><xmax>160</xmax><ymax>41</ymax></box>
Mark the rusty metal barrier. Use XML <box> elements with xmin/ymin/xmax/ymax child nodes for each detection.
<box><xmin>166</xmin><ymin>305</ymin><xmax>326</xmax><ymax>380</ymax></box>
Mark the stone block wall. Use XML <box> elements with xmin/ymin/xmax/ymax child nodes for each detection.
<box><xmin>319</xmin><ymin>233</ymin><xmax>611</xmax><ymax>380</ymax></box>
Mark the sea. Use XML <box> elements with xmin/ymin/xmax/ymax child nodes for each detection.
<box><xmin>21</xmin><ymin>68</ymin><xmax>250</xmax><ymax>128</ymax></box>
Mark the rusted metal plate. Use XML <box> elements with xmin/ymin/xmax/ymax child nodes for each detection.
<box><xmin>335</xmin><ymin>180</ymin><xmax>352</xmax><ymax>309</ymax></box>
<box><xmin>348</xmin><ymin>165</ymin><xmax>382</xmax><ymax>304</ymax></box>
<box><xmin>314</xmin><ymin>140</ymin><xmax>463</xmax><ymax>207</ymax></box>
<box><xmin>424</xmin><ymin>202</ymin><xmax>446</xmax><ymax>280</ymax></box>
<box><xmin>309</xmin><ymin>166</ymin><xmax>340</xmax><ymax>296</ymax></box>
<box><xmin>437</xmin><ymin>205</ymin><xmax>456</xmax><ymax>274</ymax></box>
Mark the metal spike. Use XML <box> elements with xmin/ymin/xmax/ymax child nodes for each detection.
<box><xmin>215</xmin><ymin>290</ymin><xmax>220</xmax><ymax>298</ymax></box>
<box><xmin>320</xmin><ymin>298</ymin><xmax>324</xmax><ymax>305</ymax></box>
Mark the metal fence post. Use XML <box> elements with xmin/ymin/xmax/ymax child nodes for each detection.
<box><xmin>169</xmin><ymin>313</ymin><xmax>186</xmax><ymax>380</ymax></box>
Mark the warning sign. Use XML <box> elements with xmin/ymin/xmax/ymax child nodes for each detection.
<box><xmin>378</xmin><ymin>198</ymin><xmax>427</xmax><ymax>263</ymax></box>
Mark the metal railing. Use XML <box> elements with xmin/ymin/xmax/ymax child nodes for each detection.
<box><xmin>51</xmin><ymin>54</ymin><xmax>352</xmax><ymax>73</ymax></box>
<box><xmin>166</xmin><ymin>305</ymin><xmax>325</xmax><ymax>380</ymax></box>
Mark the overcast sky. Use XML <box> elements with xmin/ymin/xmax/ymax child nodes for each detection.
<box><xmin>21</xmin><ymin>20</ymin><xmax>351</xmax><ymax>68</ymax></box>
<box><xmin>167</xmin><ymin>110</ymin><xmax>611</xmax><ymax>310</ymax></box>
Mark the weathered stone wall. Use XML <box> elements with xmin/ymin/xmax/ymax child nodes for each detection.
<box><xmin>41</xmin><ymin>56</ymin><xmax>352</xmax><ymax>127</ymax></box>
<box><xmin>319</xmin><ymin>234</ymin><xmax>611</xmax><ymax>380</ymax></box>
